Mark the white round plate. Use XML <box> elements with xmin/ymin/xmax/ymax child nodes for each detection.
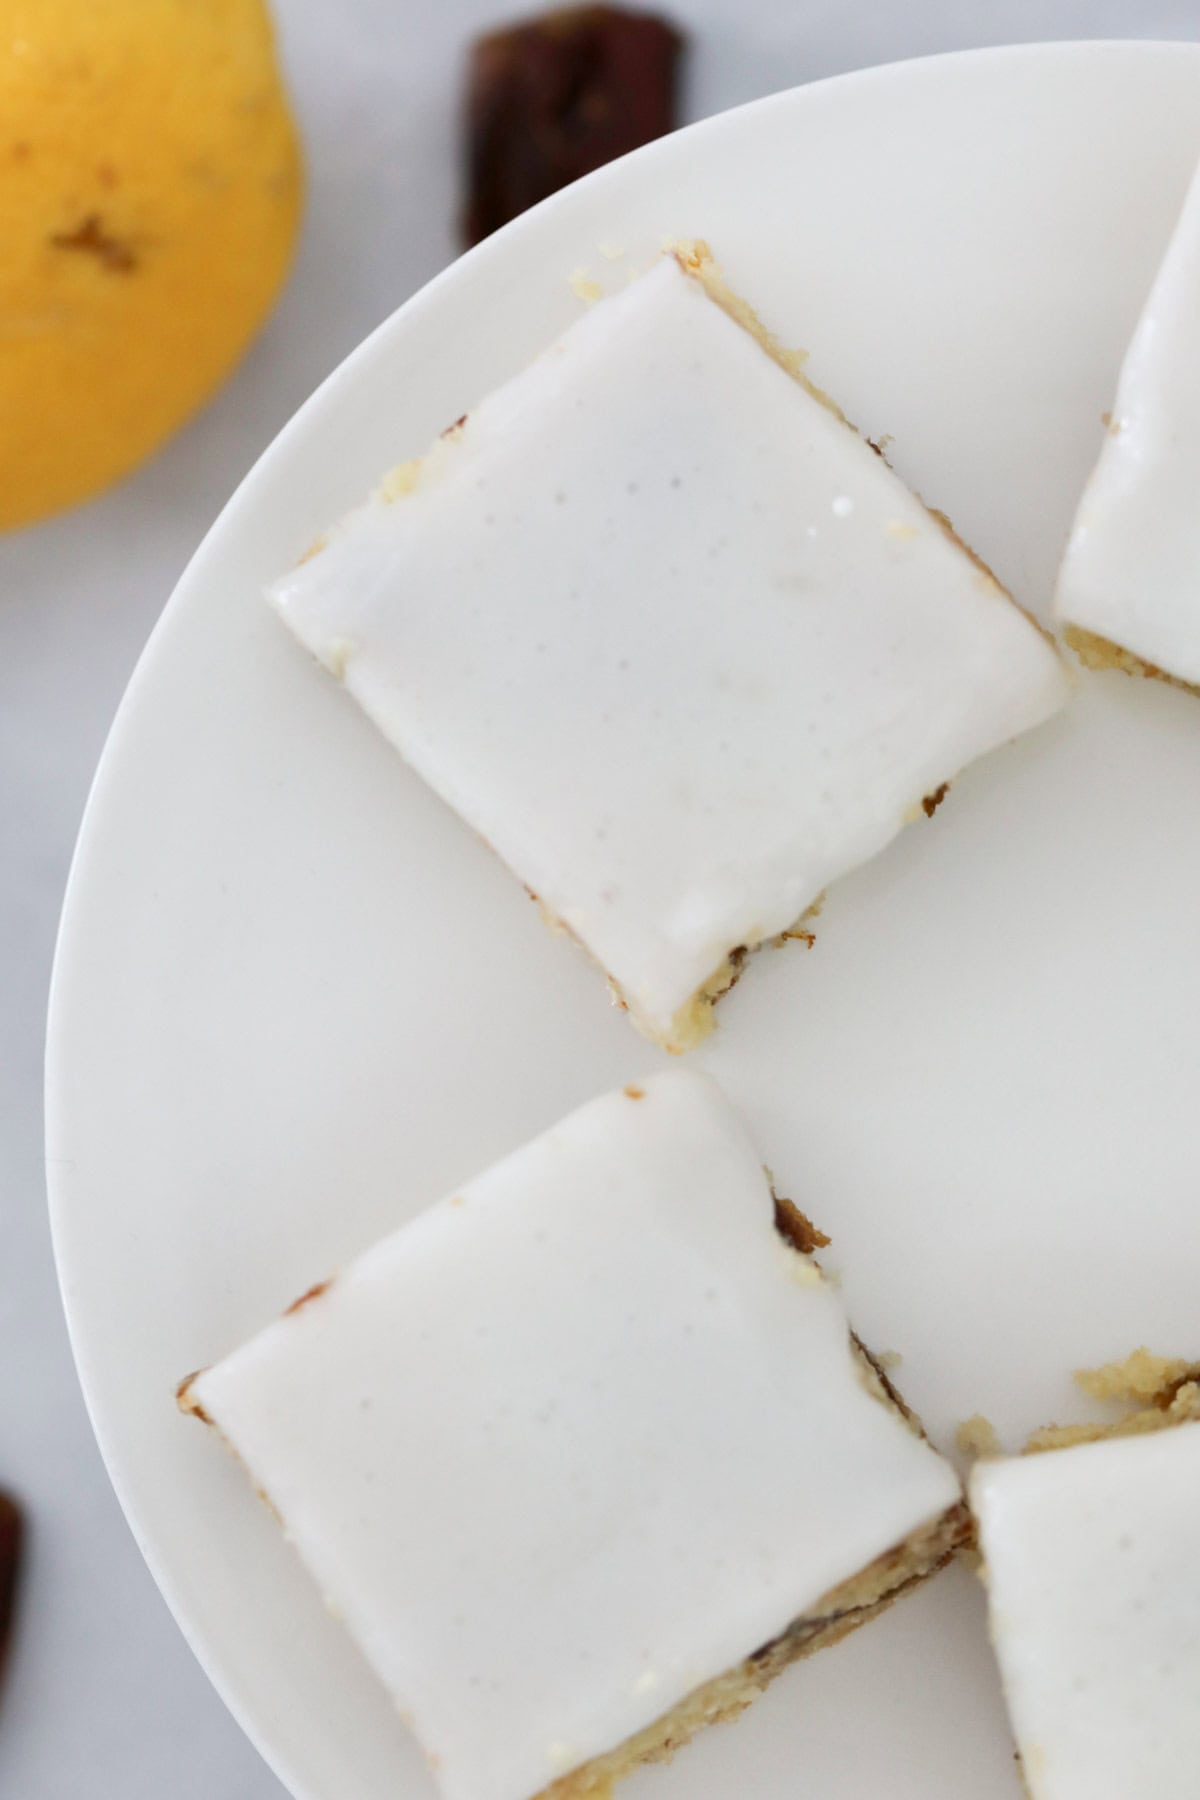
<box><xmin>47</xmin><ymin>41</ymin><xmax>1200</xmax><ymax>1800</ymax></box>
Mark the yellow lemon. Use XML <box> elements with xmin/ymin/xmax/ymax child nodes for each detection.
<box><xmin>0</xmin><ymin>0</ymin><xmax>302</xmax><ymax>530</ymax></box>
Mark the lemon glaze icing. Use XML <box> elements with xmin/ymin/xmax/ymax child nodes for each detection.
<box><xmin>971</xmin><ymin>1423</ymin><xmax>1200</xmax><ymax>1800</ymax></box>
<box><xmin>1055</xmin><ymin>159</ymin><xmax>1200</xmax><ymax>682</ymax></box>
<box><xmin>270</xmin><ymin>255</ymin><xmax>1067</xmax><ymax>1047</ymax></box>
<box><xmin>189</xmin><ymin>1069</ymin><xmax>961</xmax><ymax>1800</ymax></box>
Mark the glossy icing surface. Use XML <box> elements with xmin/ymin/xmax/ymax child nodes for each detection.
<box><xmin>269</xmin><ymin>257</ymin><xmax>1067</xmax><ymax>1047</ymax></box>
<box><xmin>971</xmin><ymin>1424</ymin><xmax>1200</xmax><ymax>1800</ymax></box>
<box><xmin>1055</xmin><ymin>160</ymin><xmax>1200</xmax><ymax>681</ymax></box>
<box><xmin>192</xmin><ymin>1069</ymin><xmax>960</xmax><ymax>1800</ymax></box>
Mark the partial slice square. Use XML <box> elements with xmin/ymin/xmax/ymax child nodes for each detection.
<box><xmin>268</xmin><ymin>246</ymin><xmax>1068</xmax><ymax>1052</ymax></box>
<box><xmin>1055</xmin><ymin>159</ymin><xmax>1200</xmax><ymax>688</ymax></box>
<box><xmin>181</xmin><ymin>1069</ymin><xmax>965</xmax><ymax>1800</ymax></box>
<box><xmin>970</xmin><ymin>1365</ymin><xmax>1200</xmax><ymax>1800</ymax></box>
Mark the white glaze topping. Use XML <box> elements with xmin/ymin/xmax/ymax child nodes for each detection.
<box><xmin>269</xmin><ymin>255</ymin><xmax>1067</xmax><ymax>1048</ymax></box>
<box><xmin>1055</xmin><ymin>159</ymin><xmax>1200</xmax><ymax>681</ymax></box>
<box><xmin>191</xmin><ymin>1069</ymin><xmax>960</xmax><ymax>1800</ymax></box>
<box><xmin>970</xmin><ymin>1424</ymin><xmax>1200</xmax><ymax>1800</ymax></box>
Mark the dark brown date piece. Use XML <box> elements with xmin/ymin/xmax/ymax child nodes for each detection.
<box><xmin>0</xmin><ymin>1491</ymin><xmax>21</xmax><ymax>1699</ymax></box>
<box><xmin>463</xmin><ymin>6</ymin><xmax>684</xmax><ymax>245</ymax></box>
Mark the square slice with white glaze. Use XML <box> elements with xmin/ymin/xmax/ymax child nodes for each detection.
<box><xmin>180</xmin><ymin>1069</ymin><xmax>965</xmax><ymax>1800</ymax></box>
<box><xmin>971</xmin><ymin>1383</ymin><xmax>1200</xmax><ymax>1800</ymax></box>
<box><xmin>1056</xmin><ymin>158</ymin><xmax>1200</xmax><ymax>689</ymax></box>
<box><xmin>268</xmin><ymin>246</ymin><xmax>1068</xmax><ymax>1051</ymax></box>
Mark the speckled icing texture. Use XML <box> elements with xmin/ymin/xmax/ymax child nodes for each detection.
<box><xmin>191</xmin><ymin>1069</ymin><xmax>960</xmax><ymax>1800</ymax></box>
<box><xmin>1055</xmin><ymin>161</ymin><xmax>1200</xmax><ymax>681</ymax></box>
<box><xmin>970</xmin><ymin>1424</ymin><xmax>1200</xmax><ymax>1800</ymax></box>
<box><xmin>269</xmin><ymin>256</ymin><xmax>1066</xmax><ymax>1047</ymax></box>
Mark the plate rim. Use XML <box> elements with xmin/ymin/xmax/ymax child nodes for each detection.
<box><xmin>44</xmin><ymin>37</ymin><xmax>1200</xmax><ymax>1800</ymax></box>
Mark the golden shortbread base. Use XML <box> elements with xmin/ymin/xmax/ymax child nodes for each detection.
<box><xmin>1065</xmin><ymin>624</ymin><xmax>1200</xmax><ymax>699</ymax></box>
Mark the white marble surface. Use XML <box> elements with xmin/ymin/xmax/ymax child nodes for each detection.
<box><xmin>2</xmin><ymin>2</ymin><xmax>1198</xmax><ymax>1795</ymax></box>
